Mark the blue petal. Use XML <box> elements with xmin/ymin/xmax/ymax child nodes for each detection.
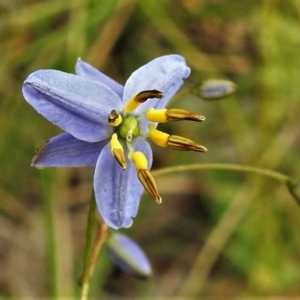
<box><xmin>106</xmin><ymin>233</ymin><xmax>152</xmax><ymax>278</ymax></box>
<box><xmin>123</xmin><ymin>54</ymin><xmax>190</xmax><ymax>112</ymax></box>
<box><xmin>75</xmin><ymin>58</ymin><xmax>124</xmax><ymax>98</ymax></box>
<box><xmin>23</xmin><ymin>70</ymin><xmax>123</xmax><ymax>142</ymax></box>
<box><xmin>32</xmin><ymin>133</ymin><xmax>107</xmax><ymax>167</ymax></box>
<box><xmin>94</xmin><ymin>137</ymin><xmax>152</xmax><ymax>229</ymax></box>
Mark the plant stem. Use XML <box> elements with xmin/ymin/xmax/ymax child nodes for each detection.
<box><xmin>152</xmin><ymin>162</ymin><xmax>291</xmax><ymax>183</ymax></box>
<box><xmin>79</xmin><ymin>193</ymin><xmax>108</xmax><ymax>300</ymax></box>
<box><xmin>41</xmin><ymin>170</ymin><xmax>57</xmax><ymax>297</ymax></box>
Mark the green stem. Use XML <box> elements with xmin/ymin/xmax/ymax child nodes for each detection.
<box><xmin>41</xmin><ymin>170</ymin><xmax>57</xmax><ymax>297</ymax></box>
<box><xmin>82</xmin><ymin>193</ymin><xmax>97</xmax><ymax>275</ymax></box>
<box><xmin>153</xmin><ymin>163</ymin><xmax>300</xmax><ymax>205</ymax></box>
<box><xmin>79</xmin><ymin>193</ymin><xmax>108</xmax><ymax>300</ymax></box>
<box><xmin>152</xmin><ymin>163</ymin><xmax>291</xmax><ymax>183</ymax></box>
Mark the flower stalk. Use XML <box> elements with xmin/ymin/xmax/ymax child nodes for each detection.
<box><xmin>152</xmin><ymin>163</ymin><xmax>300</xmax><ymax>205</ymax></box>
<box><xmin>79</xmin><ymin>193</ymin><xmax>107</xmax><ymax>300</ymax></box>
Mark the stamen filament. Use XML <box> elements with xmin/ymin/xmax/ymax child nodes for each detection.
<box><xmin>125</xmin><ymin>90</ymin><xmax>163</xmax><ymax>112</ymax></box>
<box><xmin>148</xmin><ymin>124</ymin><xmax>169</xmax><ymax>147</ymax></box>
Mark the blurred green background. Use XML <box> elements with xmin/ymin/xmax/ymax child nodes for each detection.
<box><xmin>1</xmin><ymin>0</ymin><xmax>300</xmax><ymax>298</ymax></box>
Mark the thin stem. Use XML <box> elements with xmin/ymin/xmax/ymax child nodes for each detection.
<box><xmin>41</xmin><ymin>171</ymin><xmax>57</xmax><ymax>297</ymax></box>
<box><xmin>79</xmin><ymin>192</ymin><xmax>108</xmax><ymax>300</ymax></box>
<box><xmin>152</xmin><ymin>163</ymin><xmax>291</xmax><ymax>183</ymax></box>
<box><xmin>80</xmin><ymin>222</ymin><xmax>108</xmax><ymax>300</ymax></box>
<box><xmin>81</xmin><ymin>193</ymin><xmax>97</xmax><ymax>281</ymax></box>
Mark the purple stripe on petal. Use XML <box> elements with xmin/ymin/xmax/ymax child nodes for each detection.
<box><xmin>94</xmin><ymin>138</ymin><xmax>152</xmax><ymax>229</ymax></box>
<box><xmin>32</xmin><ymin>133</ymin><xmax>107</xmax><ymax>168</ymax></box>
<box><xmin>23</xmin><ymin>70</ymin><xmax>123</xmax><ymax>142</ymax></box>
<box><xmin>75</xmin><ymin>58</ymin><xmax>124</xmax><ymax>98</ymax></box>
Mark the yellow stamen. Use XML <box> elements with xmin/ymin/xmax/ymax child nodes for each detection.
<box><xmin>125</xmin><ymin>90</ymin><xmax>164</xmax><ymax>112</ymax></box>
<box><xmin>108</xmin><ymin>109</ymin><xmax>122</xmax><ymax>126</ymax></box>
<box><xmin>131</xmin><ymin>151</ymin><xmax>162</xmax><ymax>204</ymax></box>
<box><xmin>148</xmin><ymin>124</ymin><xmax>207</xmax><ymax>152</ymax></box>
<box><xmin>110</xmin><ymin>133</ymin><xmax>127</xmax><ymax>170</ymax></box>
<box><xmin>147</xmin><ymin>108</ymin><xmax>205</xmax><ymax>123</ymax></box>
<box><xmin>148</xmin><ymin>123</ymin><xmax>169</xmax><ymax>147</ymax></box>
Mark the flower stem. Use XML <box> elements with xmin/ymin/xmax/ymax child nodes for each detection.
<box><xmin>81</xmin><ymin>193</ymin><xmax>97</xmax><ymax>280</ymax></box>
<box><xmin>41</xmin><ymin>171</ymin><xmax>57</xmax><ymax>297</ymax></box>
<box><xmin>153</xmin><ymin>163</ymin><xmax>300</xmax><ymax>203</ymax></box>
<box><xmin>152</xmin><ymin>162</ymin><xmax>290</xmax><ymax>182</ymax></box>
<box><xmin>79</xmin><ymin>193</ymin><xmax>108</xmax><ymax>300</ymax></box>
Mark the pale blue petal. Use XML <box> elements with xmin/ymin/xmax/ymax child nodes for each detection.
<box><xmin>23</xmin><ymin>70</ymin><xmax>123</xmax><ymax>142</ymax></box>
<box><xmin>94</xmin><ymin>138</ymin><xmax>152</xmax><ymax>229</ymax></box>
<box><xmin>32</xmin><ymin>133</ymin><xmax>107</xmax><ymax>167</ymax></box>
<box><xmin>123</xmin><ymin>54</ymin><xmax>190</xmax><ymax>112</ymax></box>
<box><xmin>75</xmin><ymin>58</ymin><xmax>124</xmax><ymax>98</ymax></box>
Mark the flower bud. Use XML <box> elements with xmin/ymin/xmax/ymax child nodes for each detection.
<box><xmin>106</xmin><ymin>233</ymin><xmax>152</xmax><ymax>278</ymax></box>
<box><xmin>199</xmin><ymin>79</ymin><xmax>237</xmax><ymax>100</ymax></box>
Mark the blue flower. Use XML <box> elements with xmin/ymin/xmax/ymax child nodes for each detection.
<box><xmin>22</xmin><ymin>55</ymin><xmax>206</xmax><ymax>229</ymax></box>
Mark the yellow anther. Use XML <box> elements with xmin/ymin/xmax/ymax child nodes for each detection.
<box><xmin>148</xmin><ymin>123</ymin><xmax>169</xmax><ymax>147</ymax></box>
<box><xmin>147</xmin><ymin>108</ymin><xmax>205</xmax><ymax>123</ymax></box>
<box><xmin>166</xmin><ymin>109</ymin><xmax>205</xmax><ymax>122</ymax></box>
<box><xmin>131</xmin><ymin>151</ymin><xmax>162</xmax><ymax>204</ymax></box>
<box><xmin>110</xmin><ymin>133</ymin><xmax>127</xmax><ymax>170</ymax></box>
<box><xmin>137</xmin><ymin>169</ymin><xmax>162</xmax><ymax>204</ymax></box>
<box><xmin>108</xmin><ymin>109</ymin><xmax>122</xmax><ymax>126</ymax></box>
<box><xmin>125</xmin><ymin>90</ymin><xmax>164</xmax><ymax>112</ymax></box>
<box><xmin>167</xmin><ymin>135</ymin><xmax>207</xmax><ymax>152</ymax></box>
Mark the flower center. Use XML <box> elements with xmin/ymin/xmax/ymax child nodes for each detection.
<box><xmin>106</xmin><ymin>89</ymin><xmax>207</xmax><ymax>204</ymax></box>
<box><xmin>117</xmin><ymin>115</ymin><xmax>140</xmax><ymax>142</ymax></box>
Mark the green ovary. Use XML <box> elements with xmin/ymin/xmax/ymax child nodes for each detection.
<box><xmin>118</xmin><ymin>115</ymin><xmax>140</xmax><ymax>141</ymax></box>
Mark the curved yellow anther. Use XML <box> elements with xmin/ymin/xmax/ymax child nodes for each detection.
<box><xmin>148</xmin><ymin>123</ymin><xmax>169</xmax><ymax>147</ymax></box>
<box><xmin>110</xmin><ymin>133</ymin><xmax>127</xmax><ymax>170</ymax></box>
<box><xmin>131</xmin><ymin>151</ymin><xmax>162</xmax><ymax>204</ymax></box>
<box><xmin>125</xmin><ymin>90</ymin><xmax>163</xmax><ymax>112</ymax></box>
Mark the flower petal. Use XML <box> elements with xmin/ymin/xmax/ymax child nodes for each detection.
<box><xmin>106</xmin><ymin>233</ymin><xmax>152</xmax><ymax>278</ymax></box>
<box><xmin>32</xmin><ymin>133</ymin><xmax>107</xmax><ymax>168</ymax></box>
<box><xmin>123</xmin><ymin>55</ymin><xmax>190</xmax><ymax>112</ymax></box>
<box><xmin>94</xmin><ymin>137</ymin><xmax>152</xmax><ymax>229</ymax></box>
<box><xmin>75</xmin><ymin>58</ymin><xmax>124</xmax><ymax>98</ymax></box>
<box><xmin>23</xmin><ymin>70</ymin><xmax>123</xmax><ymax>142</ymax></box>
